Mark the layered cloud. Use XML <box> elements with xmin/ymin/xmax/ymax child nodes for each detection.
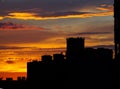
<box><xmin>0</xmin><ymin>46</ymin><xmax>31</xmax><ymax>50</ymax></box>
<box><xmin>0</xmin><ymin>0</ymin><xmax>113</xmax><ymax>12</ymax></box>
<box><xmin>70</xmin><ymin>31</ymin><xmax>112</xmax><ymax>36</ymax></box>
<box><xmin>92</xmin><ymin>45</ymin><xmax>114</xmax><ymax>49</ymax></box>
<box><xmin>0</xmin><ymin>22</ymin><xmax>46</xmax><ymax>30</ymax></box>
<box><xmin>0</xmin><ymin>29</ymin><xmax>65</xmax><ymax>45</ymax></box>
<box><xmin>5</xmin><ymin>60</ymin><xmax>15</xmax><ymax>64</ymax></box>
<box><xmin>0</xmin><ymin>9</ymin><xmax>113</xmax><ymax>20</ymax></box>
<box><xmin>0</xmin><ymin>0</ymin><xmax>113</xmax><ymax>20</ymax></box>
<box><xmin>0</xmin><ymin>0</ymin><xmax>113</xmax><ymax>13</ymax></box>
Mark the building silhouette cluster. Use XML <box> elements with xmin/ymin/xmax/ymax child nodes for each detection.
<box><xmin>0</xmin><ymin>0</ymin><xmax>120</xmax><ymax>89</ymax></box>
<box><xmin>27</xmin><ymin>37</ymin><xmax>113</xmax><ymax>89</ymax></box>
<box><xmin>0</xmin><ymin>37</ymin><xmax>115</xmax><ymax>89</ymax></box>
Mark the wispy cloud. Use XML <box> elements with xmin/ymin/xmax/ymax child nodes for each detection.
<box><xmin>96</xmin><ymin>4</ymin><xmax>113</xmax><ymax>11</ymax></box>
<box><xmin>92</xmin><ymin>45</ymin><xmax>114</xmax><ymax>49</ymax></box>
<box><xmin>0</xmin><ymin>46</ymin><xmax>31</xmax><ymax>50</ymax></box>
<box><xmin>0</xmin><ymin>30</ymin><xmax>63</xmax><ymax>44</ymax></box>
<box><xmin>0</xmin><ymin>10</ymin><xmax>113</xmax><ymax>20</ymax></box>
<box><xmin>5</xmin><ymin>60</ymin><xmax>15</xmax><ymax>64</ymax></box>
<box><xmin>0</xmin><ymin>22</ymin><xmax>46</xmax><ymax>30</ymax></box>
<box><xmin>69</xmin><ymin>31</ymin><xmax>112</xmax><ymax>36</ymax></box>
<box><xmin>0</xmin><ymin>2</ymin><xmax>113</xmax><ymax>21</ymax></box>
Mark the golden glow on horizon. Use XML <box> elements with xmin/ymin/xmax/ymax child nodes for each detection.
<box><xmin>0</xmin><ymin>58</ymin><xmax>26</xmax><ymax>72</ymax></box>
<box><xmin>6</xmin><ymin>43</ymin><xmax>66</xmax><ymax>49</ymax></box>
<box><xmin>0</xmin><ymin>63</ymin><xmax>26</xmax><ymax>72</ymax></box>
<box><xmin>0</xmin><ymin>50</ymin><xmax>42</xmax><ymax>73</ymax></box>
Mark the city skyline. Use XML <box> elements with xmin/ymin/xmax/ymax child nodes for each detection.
<box><xmin>0</xmin><ymin>0</ymin><xmax>114</xmax><ymax>79</ymax></box>
<box><xmin>0</xmin><ymin>37</ymin><xmax>113</xmax><ymax>89</ymax></box>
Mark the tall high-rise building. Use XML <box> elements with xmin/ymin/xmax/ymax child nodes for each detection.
<box><xmin>114</xmin><ymin>0</ymin><xmax>120</xmax><ymax>59</ymax></box>
<box><xmin>66</xmin><ymin>37</ymin><xmax>84</xmax><ymax>62</ymax></box>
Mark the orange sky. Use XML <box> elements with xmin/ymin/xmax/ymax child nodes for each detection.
<box><xmin>0</xmin><ymin>0</ymin><xmax>114</xmax><ymax>80</ymax></box>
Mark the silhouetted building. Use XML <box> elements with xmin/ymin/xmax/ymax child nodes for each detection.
<box><xmin>17</xmin><ymin>77</ymin><xmax>21</xmax><ymax>81</ymax></box>
<box><xmin>0</xmin><ymin>36</ymin><xmax>115</xmax><ymax>89</ymax></box>
<box><xmin>66</xmin><ymin>37</ymin><xmax>85</xmax><ymax>62</ymax></box>
<box><xmin>6</xmin><ymin>78</ymin><xmax>13</xmax><ymax>81</ymax></box>
<box><xmin>113</xmin><ymin>1</ymin><xmax>120</xmax><ymax>88</ymax></box>
<box><xmin>114</xmin><ymin>0</ymin><xmax>120</xmax><ymax>59</ymax></box>
<box><xmin>53</xmin><ymin>53</ymin><xmax>64</xmax><ymax>63</ymax></box>
<box><xmin>27</xmin><ymin>60</ymin><xmax>40</xmax><ymax>82</ymax></box>
<box><xmin>96</xmin><ymin>48</ymin><xmax>113</xmax><ymax>63</ymax></box>
<box><xmin>84</xmin><ymin>48</ymin><xmax>98</xmax><ymax>62</ymax></box>
<box><xmin>41</xmin><ymin>55</ymin><xmax>52</xmax><ymax>63</ymax></box>
<box><xmin>17</xmin><ymin>77</ymin><xmax>26</xmax><ymax>81</ymax></box>
<box><xmin>27</xmin><ymin>59</ymin><xmax>55</xmax><ymax>89</ymax></box>
<box><xmin>0</xmin><ymin>77</ymin><xmax>3</xmax><ymax>81</ymax></box>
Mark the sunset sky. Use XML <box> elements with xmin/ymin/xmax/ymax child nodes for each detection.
<box><xmin>0</xmin><ymin>0</ymin><xmax>114</xmax><ymax>79</ymax></box>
